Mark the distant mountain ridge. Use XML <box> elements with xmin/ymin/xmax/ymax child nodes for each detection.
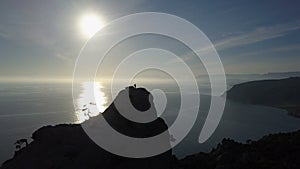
<box><xmin>261</xmin><ymin>71</ymin><xmax>300</xmax><ymax>78</ymax></box>
<box><xmin>226</xmin><ymin>77</ymin><xmax>300</xmax><ymax>117</ymax></box>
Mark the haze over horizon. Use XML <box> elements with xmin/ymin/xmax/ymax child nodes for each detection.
<box><xmin>0</xmin><ymin>0</ymin><xmax>300</xmax><ymax>81</ymax></box>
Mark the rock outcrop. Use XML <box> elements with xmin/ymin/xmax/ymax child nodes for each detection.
<box><xmin>1</xmin><ymin>86</ymin><xmax>172</xmax><ymax>169</ymax></box>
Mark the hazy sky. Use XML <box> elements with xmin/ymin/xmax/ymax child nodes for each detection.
<box><xmin>0</xmin><ymin>0</ymin><xmax>299</xmax><ymax>80</ymax></box>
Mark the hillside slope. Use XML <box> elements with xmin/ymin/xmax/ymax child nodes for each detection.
<box><xmin>227</xmin><ymin>77</ymin><xmax>300</xmax><ymax>117</ymax></box>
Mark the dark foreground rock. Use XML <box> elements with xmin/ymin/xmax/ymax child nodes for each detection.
<box><xmin>1</xmin><ymin>86</ymin><xmax>172</xmax><ymax>169</ymax></box>
<box><xmin>3</xmin><ymin>127</ymin><xmax>300</xmax><ymax>169</ymax></box>
<box><xmin>227</xmin><ymin>77</ymin><xmax>300</xmax><ymax>117</ymax></box>
<box><xmin>174</xmin><ymin>130</ymin><xmax>300</xmax><ymax>169</ymax></box>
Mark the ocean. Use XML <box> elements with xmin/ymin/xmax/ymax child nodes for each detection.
<box><xmin>1</xmin><ymin>81</ymin><xmax>300</xmax><ymax>163</ymax></box>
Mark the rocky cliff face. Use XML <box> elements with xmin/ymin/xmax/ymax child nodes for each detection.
<box><xmin>1</xmin><ymin>86</ymin><xmax>172</xmax><ymax>169</ymax></box>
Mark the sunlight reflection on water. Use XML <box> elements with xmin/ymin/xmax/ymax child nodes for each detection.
<box><xmin>75</xmin><ymin>82</ymin><xmax>107</xmax><ymax>123</ymax></box>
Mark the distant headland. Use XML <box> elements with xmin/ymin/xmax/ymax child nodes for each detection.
<box><xmin>227</xmin><ymin>77</ymin><xmax>300</xmax><ymax>117</ymax></box>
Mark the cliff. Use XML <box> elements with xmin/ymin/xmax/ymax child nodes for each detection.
<box><xmin>1</xmin><ymin>86</ymin><xmax>172</xmax><ymax>169</ymax></box>
<box><xmin>226</xmin><ymin>77</ymin><xmax>300</xmax><ymax>117</ymax></box>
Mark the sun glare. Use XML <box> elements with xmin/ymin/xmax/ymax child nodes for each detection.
<box><xmin>76</xmin><ymin>81</ymin><xmax>107</xmax><ymax>123</ymax></box>
<box><xmin>80</xmin><ymin>13</ymin><xmax>105</xmax><ymax>38</ymax></box>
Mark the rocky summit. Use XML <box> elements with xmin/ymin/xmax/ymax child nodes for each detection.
<box><xmin>1</xmin><ymin>86</ymin><xmax>172</xmax><ymax>169</ymax></box>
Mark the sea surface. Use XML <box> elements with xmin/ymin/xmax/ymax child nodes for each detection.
<box><xmin>1</xmin><ymin>81</ymin><xmax>300</xmax><ymax>163</ymax></box>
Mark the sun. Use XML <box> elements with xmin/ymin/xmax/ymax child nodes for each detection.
<box><xmin>80</xmin><ymin>13</ymin><xmax>105</xmax><ymax>38</ymax></box>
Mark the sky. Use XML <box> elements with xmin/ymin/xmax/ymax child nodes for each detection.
<box><xmin>0</xmin><ymin>0</ymin><xmax>299</xmax><ymax>81</ymax></box>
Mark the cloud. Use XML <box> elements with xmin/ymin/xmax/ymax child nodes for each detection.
<box><xmin>166</xmin><ymin>51</ymin><xmax>195</xmax><ymax>65</ymax></box>
<box><xmin>55</xmin><ymin>53</ymin><xmax>74</xmax><ymax>63</ymax></box>
<box><xmin>0</xmin><ymin>32</ymin><xmax>9</xmax><ymax>39</ymax></box>
<box><xmin>0</xmin><ymin>27</ymin><xmax>10</xmax><ymax>39</ymax></box>
<box><xmin>171</xmin><ymin>20</ymin><xmax>300</xmax><ymax>64</ymax></box>
<box><xmin>188</xmin><ymin>20</ymin><xmax>300</xmax><ymax>55</ymax></box>
<box><xmin>232</xmin><ymin>44</ymin><xmax>300</xmax><ymax>58</ymax></box>
<box><xmin>213</xmin><ymin>20</ymin><xmax>300</xmax><ymax>51</ymax></box>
